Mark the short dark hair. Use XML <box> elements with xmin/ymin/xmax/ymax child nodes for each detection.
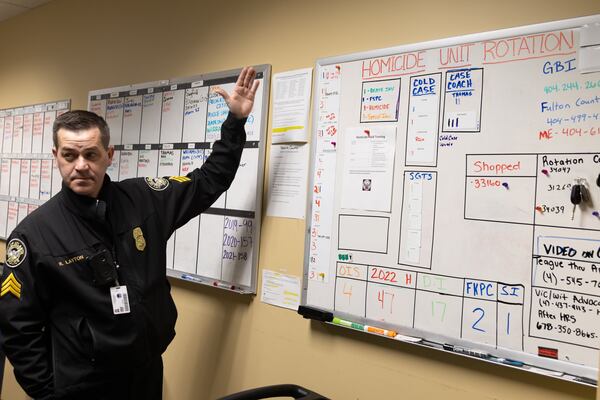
<box><xmin>53</xmin><ymin>110</ymin><xmax>110</xmax><ymax>149</ymax></box>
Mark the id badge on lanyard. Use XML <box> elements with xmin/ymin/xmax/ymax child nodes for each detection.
<box><xmin>110</xmin><ymin>286</ymin><xmax>130</xmax><ymax>315</ymax></box>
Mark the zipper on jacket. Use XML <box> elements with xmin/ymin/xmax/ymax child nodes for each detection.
<box><xmin>96</xmin><ymin>199</ymin><xmax>122</xmax><ymax>287</ymax></box>
<box><xmin>111</xmin><ymin>247</ymin><xmax>121</xmax><ymax>287</ymax></box>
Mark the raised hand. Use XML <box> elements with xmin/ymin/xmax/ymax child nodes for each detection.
<box><xmin>213</xmin><ymin>66</ymin><xmax>260</xmax><ymax>119</ymax></box>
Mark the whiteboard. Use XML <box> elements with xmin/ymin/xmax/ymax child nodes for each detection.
<box><xmin>88</xmin><ymin>66</ymin><xmax>270</xmax><ymax>294</ymax></box>
<box><xmin>0</xmin><ymin>100</ymin><xmax>71</xmax><ymax>240</ymax></box>
<box><xmin>303</xmin><ymin>16</ymin><xmax>600</xmax><ymax>382</ymax></box>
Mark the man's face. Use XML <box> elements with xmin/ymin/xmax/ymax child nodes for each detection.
<box><xmin>52</xmin><ymin>127</ymin><xmax>114</xmax><ymax>198</ymax></box>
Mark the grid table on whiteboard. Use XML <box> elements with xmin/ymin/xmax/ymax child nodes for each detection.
<box><xmin>88</xmin><ymin>66</ymin><xmax>269</xmax><ymax>293</ymax></box>
<box><xmin>0</xmin><ymin>100</ymin><xmax>70</xmax><ymax>239</ymax></box>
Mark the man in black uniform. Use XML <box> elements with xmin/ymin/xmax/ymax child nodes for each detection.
<box><xmin>0</xmin><ymin>66</ymin><xmax>260</xmax><ymax>400</ymax></box>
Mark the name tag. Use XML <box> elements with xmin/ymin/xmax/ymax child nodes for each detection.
<box><xmin>110</xmin><ymin>286</ymin><xmax>131</xmax><ymax>315</ymax></box>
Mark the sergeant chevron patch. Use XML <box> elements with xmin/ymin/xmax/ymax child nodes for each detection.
<box><xmin>169</xmin><ymin>176</ymin><xmax>191</xmax><ymax>183</ymax></box>
<box><xmin>1</xmin><ymin>272</ymin><xmax>22</xmax><ymax>299</ymax></box>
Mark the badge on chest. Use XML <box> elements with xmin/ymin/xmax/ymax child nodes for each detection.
<box><xmin>133</xmin><ymin>227</ymin><xmax>146</xmax><ymax>251</ymax></box>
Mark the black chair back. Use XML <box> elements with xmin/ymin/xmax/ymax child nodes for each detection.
<box><xmin>217</xmin><ymin>384</ymin><xmax>329</xmax><ymax>400</ymax></box>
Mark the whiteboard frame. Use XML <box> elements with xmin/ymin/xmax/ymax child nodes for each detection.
<box><xmin>302</xmin><ymin>15</ymin><xmax>600</xmax><ymax>384</ymax></box>
<box><xmin>88</xmin><ymin>65</ymin><xmax>271</xmax><ymax>295</ymax></box>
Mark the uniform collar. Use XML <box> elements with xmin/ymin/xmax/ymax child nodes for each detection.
<box><xmin>60</xmin><ymin>174</ymin><xmax>112</xmax><ymax>222</ymax></box>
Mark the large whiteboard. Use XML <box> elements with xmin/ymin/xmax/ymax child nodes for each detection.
<box><xmin>88</xmin><ymin>66</ymin><xmax>270</xmax><ymax>294</ymax></box>
<box><xmin>303</xmin><ymin>16</ymin><xmax>600</xmax><ymax>381</ymax></box>
<box><xmin>0</xmin><ymin>100</ymin><xmax>71</xmax><ymax>239</ymax></box>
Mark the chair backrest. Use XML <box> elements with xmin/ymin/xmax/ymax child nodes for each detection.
<box><xmin>217</xmin><ymin>384</ymin><xmax>330</xmax><ymax>400</ymax></box>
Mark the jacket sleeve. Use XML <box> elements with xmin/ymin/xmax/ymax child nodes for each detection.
<box><xmin>146</xmin><ymin>112</ymin><xmax>247</xmax><ymax>238</ymax></box>
<box><xmin>0</xmin><ymin>233</ymin><xmax>54</xmax><ymax>399</ymax></box>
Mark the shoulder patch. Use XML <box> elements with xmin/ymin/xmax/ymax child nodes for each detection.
<box><xmin>6</xmin><ymin>239</ymin><xmax>26</xmax><ymax>268</ymax></box>
<box><xmin>1</xmin><ymin>272</ymin><xmax>21</xmax><ymax>299</ymax></box>
<box><xmin>144</xmin><ymin>177</ymin><xmax>170</xmax><ymax>191</ymax></box>
<box><xmin>169</xmin><ymin>176</ymin><xmax>191</xmax><ymax>183</ymax></box>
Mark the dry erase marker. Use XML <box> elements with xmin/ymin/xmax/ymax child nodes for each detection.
<box><xmin>527</xmin><ymin>366</ymin><xmax>564</xmax><ymax>377</ymax></box>
<box><xmin>212</xmin><ymin>281</ymin><xmax>236</xmax><ymax>290</ymax></box>
<box><xmin>365</xmin><ymin>325</ymin><xmax>397</xmax><ymax>338</ymax></box>
<box><xmin>497</xmin><ymin>358</ymin><xmax>524</xmax><ymax>367</ymax></box>
<box><xmin>394</xmin><ymin>333</ymin><xmax>422</xmax><ymax>343</ymax></box>
<box><xmin>453</xmin><ymin>346</ymin><xmax>490</xmax><ymax>359</ymax></box>
<box><xmin>332</xmin><ymin>317</ymin><xmax>364</xmax><ymax>330</ymax></box>
<box><xmin>573</xmin><ymin>376</ymin><xmax>597</xmax><ymax>385</ymax></box>
<box><xmin>181</xmin><ymin>274</ymin><xmax>203</xmax><ymax>283</ymax></box>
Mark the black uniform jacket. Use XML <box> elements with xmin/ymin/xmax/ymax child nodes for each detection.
<box><xmin>0</xmin><ymin>113</ymin><xmax>246</xmax><ymax>399</ymax></box>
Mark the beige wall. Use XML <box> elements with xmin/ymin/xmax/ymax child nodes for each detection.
<box><xmin>1</xmin><ymin>0</ymin><xmax>599</xmax><ymax>399</ymax></box>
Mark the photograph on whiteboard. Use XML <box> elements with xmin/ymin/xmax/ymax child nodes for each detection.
<box><xmin>340</xmin><ymin>126</ymin><xmax>396</xmax><ymax>212</ymax></box>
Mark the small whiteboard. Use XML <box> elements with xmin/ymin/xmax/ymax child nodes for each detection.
<box><xmin>0</xmin><ymin>100</ymin><xmax>71</xmax><ymax>239</ymax></box>
<box><xmin>303</xmin><ymin>15</ymin><xmax>600</xmax><ymax>382</ymax></box>
<box><xmin>88</xmin><ymin>66</ymin><xmax>271</xmax><ymax>294</ymax></box>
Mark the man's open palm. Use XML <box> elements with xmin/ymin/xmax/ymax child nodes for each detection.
<box><xmin>213</xmin><ymin>66</ymin><xmax>260</xmax><ymax>119</ymax></box>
